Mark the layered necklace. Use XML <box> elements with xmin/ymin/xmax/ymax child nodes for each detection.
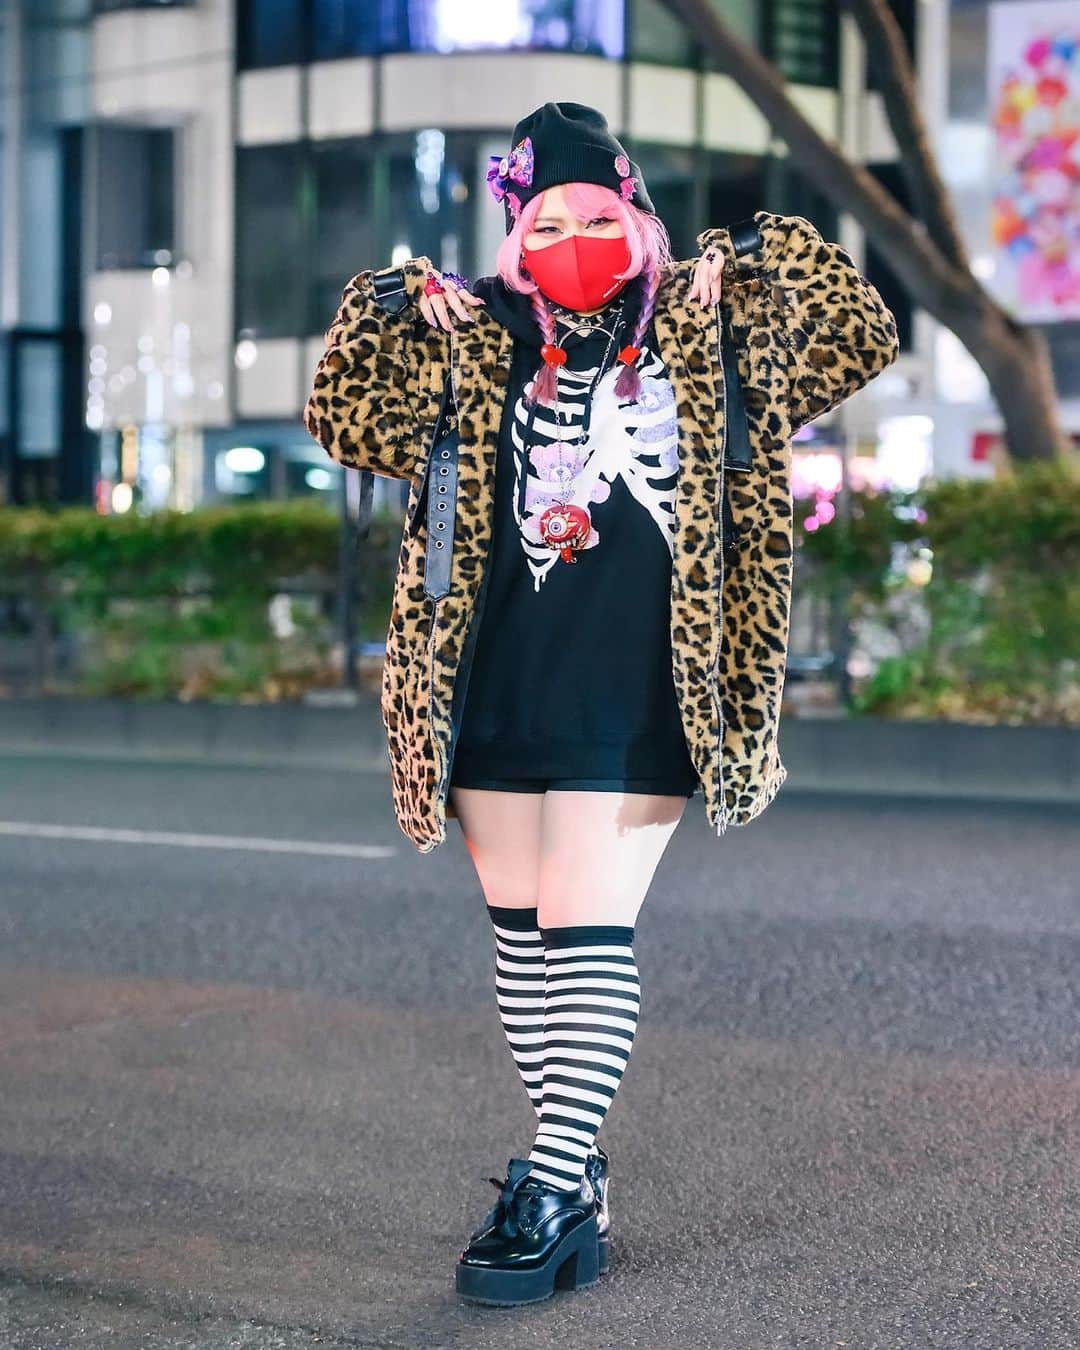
<box><xmin>517</xmin><ymin>296</ymin><xmax>628</xmax><ymax>563</ymax></box>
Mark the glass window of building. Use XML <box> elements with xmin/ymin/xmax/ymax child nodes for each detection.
<box><xmin>237</xmin><ymin>0</ymin><xmax>306</xmax><ymax>70</ymax></box>
<box><xmin>769</xmin><ymin>159</ymin><xmax>838</xmax><ymax>239</ymax></box>
<box><xmin>235</xmin><ymin>142</ymin><xmax>307</xmax><ymax>338</ymax></box>
<box><xmin>700</xmin><ymin>0</ymin><xmax>836</xmax><ymax>81</ymax></box>
<box><xmin>94</xmin><ymin>124</ymin><xmax>176</xmax><ymax>269</ymax></box>
<box><xmin>384</xmin><ymin>130</ymin><xmax>477</xmax><ymax>283</ymax></box>
<box><xmin>15</xmin><ymin>339</ymin><xmax>62</xmax><ymax>458</ymax></box>
<box><xmin>311</xmin><ymin>0</ymin><xmax>624</xmax><ymax>61</ymax></box>
<box><xmin>311</xmin><ymin>139</ymin><xmax>376</xmax><ymax>329</ymax></box>
<box><xmin>92</xmin><ymin>1</ymin><xmax>195</xmax><ymax>12</ymax></box>
<box><xmin>706</xmin><ymin>151</ymin><xmax>768</xmax><ymax>231</ymax></box>
<box><xmin>700</xmin><ymin>0</ymin><xmax>761</xmax><ymax>56</ymax></box>
<box><xmin>630</xmin><ymin>144</ymin><xmax>697</xmax><ymax>259</ymax></box>
<box><xmin>1047</xmin><ymin>327</ymin><xmax>1080</xmax><ymax>400</ymax></box>
<box><xmin>864</xmin><ymin>162</ymin><xmax>913</xmax><ymax>353</ymax></box>
<box><xmin>629</xmin><ymin>0</ymin><xmax>697</xmax><ymax>66</ymax></box>
<box><xmin>311</xmin><ymin>0</ymin><xmax>379</xmax><ymax>59</ymax></box>
<box><xmin>765</xmin><ymin>0</ymin><xmax>838</xmax><ymax>87</ymax></box>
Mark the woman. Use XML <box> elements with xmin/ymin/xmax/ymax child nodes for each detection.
<box><xmin>303</xmin><ymin>101</ymin><xmax>899</xmax><ymax>1306</ymax></box>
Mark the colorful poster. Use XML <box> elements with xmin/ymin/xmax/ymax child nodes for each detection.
<box><xmin>988</xmin><ymin>1</ymin><xmax>1080</xmax><ymax>322</ymax></box>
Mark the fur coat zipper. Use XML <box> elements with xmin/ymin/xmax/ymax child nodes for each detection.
<box><xmin>303</xmin><ymin>210</ymin><xmax>901</xmax><ymax>854</ymax></box>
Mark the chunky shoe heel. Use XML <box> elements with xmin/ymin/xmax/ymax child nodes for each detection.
<box><xmin>583</xmin><ymin>1146</ymin><xmax>611</xmax><ymax>1273</ymax></box>
<box><xmin>552</xmin><ymin>1215</ymin><xmax>600</xmax><ymax>1290</ymax></box>
<box><xmin>456</xmin><ymin>1157</ymin><xmax>601</xmax><ymax>1307</ymax></box>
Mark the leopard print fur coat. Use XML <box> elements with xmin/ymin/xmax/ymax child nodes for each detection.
<box><xmin>303</xmin><ymin>210</ymin><xmax>900</xmax><ymax>854</ymax></box>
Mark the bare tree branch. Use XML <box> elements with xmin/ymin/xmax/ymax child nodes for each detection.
<box><xmin>662</xmin><ymin>0</ymin><xmax>974</xmax><ymax>324</ymax></box>
<box><xmin>662</xmin><ymin>0</ymin><xmax>1071</xmax><ymax>461</ymax></box>
<box><xmin>839</xmin><ymin>0</ymin><xmax>969</xmax><ymax>273</ymax></box>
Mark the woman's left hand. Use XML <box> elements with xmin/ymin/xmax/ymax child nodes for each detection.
<box><xmin>688</xmin><ymin>246</ymin><xmax>726</xmax><ymax>308</ymax></box>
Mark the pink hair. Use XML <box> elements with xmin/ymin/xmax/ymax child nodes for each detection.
<box><xmin>495</xmin><ymin>182</ymin><xmax>672</xmax><ymax>407</ymax></box>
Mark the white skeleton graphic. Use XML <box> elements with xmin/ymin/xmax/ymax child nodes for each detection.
<box><xmin>509</xmin><ymin>342</ymin><xmax>679</xmax><ymax>593</ymax></box>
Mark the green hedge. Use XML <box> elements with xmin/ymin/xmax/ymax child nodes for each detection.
<box><xmin>1</xmin><ymin>464</ymin><xmax>1077</xmax><ymax>719</ymax></box>
<box><xmin>794</xmin><ymin>462</ymin><xmax>1080</xmax><ymax>724</ymax></box>
<box><xmin>0</xmin><ymin>499</ymin><xmax>340</xmax><ymax>595</ymax></box>
<box><xmin>0</xmin><ymin>500</ymin><xmax>400</xmax><ymax>701</ymax></box>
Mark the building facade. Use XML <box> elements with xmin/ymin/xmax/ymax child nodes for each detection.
<box><xmin>3</xmin><ymin>0</ymin><xmax>945</xmax><ymax>515</ymax></box>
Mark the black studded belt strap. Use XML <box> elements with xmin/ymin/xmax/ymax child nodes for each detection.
<box><xmin>718</xmin><ymin>217</ymin><xmax>763</xmax><ymax>477</ymax></box>
<box><xmin>403</xmin><ymin>368</ymin><xmax>458</xmax><ymax>600</ymax></box>
<box><xmin>419</xmin><ymin>422</ymin><xmax>458</xmax><ymax>600</ymax></box>
<box><xmin>720</xmin><ymin>312</ymin><xmax>752</xmax><ymax>474</ymax></box>
<box><xmin>405</xmin><ymin>369</ymin><xmax>452</xmax><ymax>540</ymax></box>
<box><xmin>367</xmin><ymin>265</ymin><xmax>459</xmax><ymax>601</ymax></box>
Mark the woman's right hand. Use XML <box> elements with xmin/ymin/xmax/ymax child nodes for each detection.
<box><xmin>418</xmin><ymin>273</ymin><xmax>485</xmax><ymax>331</ymax></box>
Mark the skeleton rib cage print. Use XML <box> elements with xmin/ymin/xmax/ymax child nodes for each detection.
<box><xmin>510</xmin><ymin>337</ymin><xmax>679</xmax><ymax>593</ymax></box>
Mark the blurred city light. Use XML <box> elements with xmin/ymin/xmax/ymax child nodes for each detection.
<box><xmin>792</xmin><ymin>450</ymin><xmax>844</xmax><ymax>497</ymax></box>
<box><xmin>234</xmin><ymin>339</ymin><xmax>258</xmax><ymax>370</ymax></box>
<box><xmin>224</xmin><ymin>446</ymin><xmax>265</xmax><ymax>474</ymax></box>
<box><xmin>434</xmin><ymin>0</ymin><xmax>524</xmax><ymax>50</ymax></box>
<box><xmin>878</xmin><ymin>415</ymin><xmax>934</xmax><ymax>490</ymax></box>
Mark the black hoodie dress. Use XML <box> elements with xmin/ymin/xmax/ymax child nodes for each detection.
<box><xmin>447</xmin><ymin>272</ymin><xmax>699</xmax><ymax>797</ymax></box>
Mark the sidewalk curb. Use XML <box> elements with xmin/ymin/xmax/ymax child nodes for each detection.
<box><xmin>0</xmin><ymin>696</ymin><xmax>1077</xmax><ymax>807</ymax></box>
<box><xmin>779</xmin><ymin>714</ymin><xmax>1079</xmax><ymax>807</ymax></box>
<box><xmin>0</xmin><ymin>694</ymin><xmax>389</xmax><ymax>772</ymax></box>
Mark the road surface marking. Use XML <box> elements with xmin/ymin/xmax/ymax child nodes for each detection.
<box><xmin>0</xmin><ymin>820</ymin><xmax>394</xmax><ymax>859</ymax></box>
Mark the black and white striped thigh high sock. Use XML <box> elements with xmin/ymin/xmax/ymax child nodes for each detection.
<box><xmin>526</xmin><ymin>923</ymin><xmax>641</xmax><ymax>1191</ymax></box>
<box><xmin>486</xmin><ymin>904</ymin><xmax>550</xmax><ymax>1120</ymax></box>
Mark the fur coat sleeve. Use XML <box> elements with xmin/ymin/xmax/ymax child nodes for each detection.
<box><xmin>697</xmin><ymin>210</ymin><xmax>901</xmax><ymax>432</ymax></box>
<box><xmin>302</xmin><ymin>257</ymin><xmax>450</xmax><ymax>481</ymax></box>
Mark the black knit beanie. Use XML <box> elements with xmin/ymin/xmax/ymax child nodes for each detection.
<box><xmin>487</xmin><ymin>101</ymin><xmax>655</xmax><ymax>233</ymax></box>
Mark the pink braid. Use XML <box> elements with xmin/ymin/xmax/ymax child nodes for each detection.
<box><xmin>613</xmin><ymin>263</ymin><xmax>662</xmax><ymax>403</ymax></box>
<box><xmin>526</xmin><ymin>288</ymin><xmax>560</xmax><ymax>408</ymax></box>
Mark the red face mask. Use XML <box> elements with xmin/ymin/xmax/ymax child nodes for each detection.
<box><xmin>522</xmin><ymin>233</ymin><xmax>632</xmax><ymax>312</ymax></box>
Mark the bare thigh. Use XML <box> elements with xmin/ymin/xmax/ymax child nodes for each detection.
<box><xmin>450</xmin><ymin>785</ymin><xmax>545</xmax><ymax>909</ymax></box>
<box><xmin>537</xmin><ymin>791</ymin><xmax>689</xmax><ymax>928</ymax></box>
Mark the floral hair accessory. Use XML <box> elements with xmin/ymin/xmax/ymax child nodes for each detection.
<box><xmin>619</xmin><ymin>176</ymin><xmax>637</xmax><ymax>201</ymax></box>
<box><xmin>614</xmin><ymin>153</ymin><xmax>631</xmax><ymax>177</ymax></box>
<box><xmin>487</xmin><ymin>136</ymin><xmax>535</xmax><ymax>202</ymax></box>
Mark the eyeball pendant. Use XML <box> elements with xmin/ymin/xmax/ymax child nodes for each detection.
<box><xmin>538</xmin><ymin>502</ymin><xmax>592</xmax><ymax>562</ymax></box>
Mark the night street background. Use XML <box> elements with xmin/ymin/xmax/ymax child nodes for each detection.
<box><xmin>1</xmin><ymin>751</ymin><xmax>1077</xmax><ymax>1348</ymax></box>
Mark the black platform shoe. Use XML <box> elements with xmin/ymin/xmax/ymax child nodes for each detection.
<box><xmin>456</xmin><ymin>1157</ymin><xmax>600</xmax><ymax>1306</ymax></box>
<box><xmin>583</xmin><ymin>1145</ymin><xmax>611</xmax><ymax>1273</ymax></box>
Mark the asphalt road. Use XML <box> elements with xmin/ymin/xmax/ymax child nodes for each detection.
<box><xmin>0</xmin><ymin>751</ymin><xmax>1078</xmax><ymax>1350</ymax></box>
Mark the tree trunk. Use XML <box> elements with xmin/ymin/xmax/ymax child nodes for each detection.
<box><xmin>663</xmin><ymin>0</ymin><xmax>1073</xmax><ymax>464</ymax></box>
<box><xmin>971</xmin><ymin>318</ymin><xmax>1066</xmax><ymax>467</ymax></box>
